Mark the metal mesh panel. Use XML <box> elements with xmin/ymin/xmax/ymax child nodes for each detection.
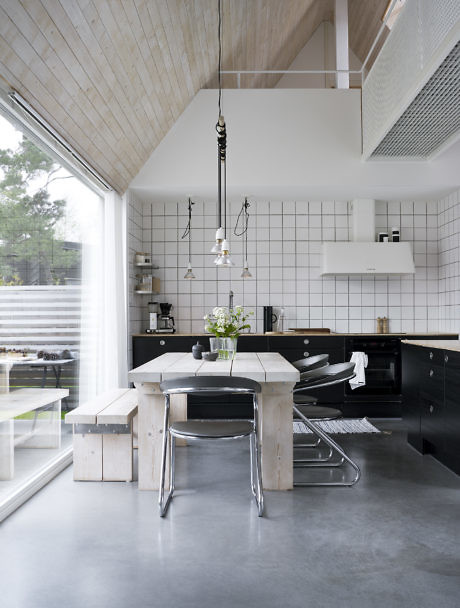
<box><xmin>371</xmin><ymin>41</ymin><xmax>460</xmax><ymax>158</ymax></box>
<box><xmin>362</xmin><ymin>0</ymin><xmax>460</xmax><ymax>159</ymax></box>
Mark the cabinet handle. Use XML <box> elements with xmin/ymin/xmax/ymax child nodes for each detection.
<box><xmin>429</xmin><ymin>369</ymin><xmax>434</xmax><ymax>377</ymax></box>
<box><xmin>429</xmin><ymin>404</ymin><xmax>434</xmax><ymax>414</ymax></box>
<box><xmin>303</xmin><ymin>339</ymin><xmax>310</xmax><ymax>345</ymax></box>
<box><xmin>160</xmin><ymin>340</ymin><xmax>166</xmax><ymax>346</ymax></box>
<box><xmin>303</xmin><ymin>352</ymin><xmax>309</xmax><ymax>357</ymax></box>
<box><xmin>445</xmin><ymin>354</ymin><xmax>449</xmax><ymax>363</ymax></box>
<box><xmin>429</xmin><ymin>352</ymin><xmax>433</xmax><ymax>360</ymax></box>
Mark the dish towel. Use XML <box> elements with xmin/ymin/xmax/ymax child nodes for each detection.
<box><xmin>349</xmin><ymin>351</ymin><xmax>368</xmax><ymax>390</ymax></box>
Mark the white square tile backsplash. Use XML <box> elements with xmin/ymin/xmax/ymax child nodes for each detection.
<box><xmin>127</xmin><ymin>193</ymin><xmax>460</xmax><ymax>336</ymax></box>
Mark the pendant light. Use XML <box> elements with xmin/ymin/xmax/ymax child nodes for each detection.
<box><xmin>213</xmin><ymin>0</ymin><xmax>233</xmax><ymax>267</ymax></box>
<box><xmin>182</xmin><ymin>198</ymin><xmax>195</xmax><ymax>279</ymax></box>
<box><xmin>235</xmin><ymin>197</ymin><xmax>253</xmax><ymax>278</ymax></box>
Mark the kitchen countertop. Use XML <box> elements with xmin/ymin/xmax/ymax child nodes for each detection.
<box><xmin>402</xmin><ymin>339</ymin><xmax>460</xmax><ymax>352</ymax></box>
<box><xmin>133</xmin><ymin>332</ymin><xmax>459</xmax><ymax>338</ymax></box>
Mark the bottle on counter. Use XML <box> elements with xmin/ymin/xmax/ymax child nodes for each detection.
<box><xmin>377</xmin><ymin>317</ymin><xmax>383</xmax><ymax>334</ymax></box>
<box><xmin>382</xmin><ymin>317</ymin><xmax>389</xmax><ymax>333</ymax></box>
<box><xmin>392</xmin><ymin>228</ymin><xmax>400</xmax><ymax>242</ymax></box>
<box><xmin>378</xmin><ymin>232</ymin><xmax>389</xmax><ymax>242</ymax></box>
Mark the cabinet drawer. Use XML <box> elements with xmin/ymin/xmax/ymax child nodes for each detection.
<box><xmin>418</xmin><ymin>363</ymin><xmax>444</xmax><ymax>399</ymax></box>
<box><xmin>237</xmin><ymin>336</ymin><xmax>268</xmax><ymax>352</ymax></box>
<box><xmin>419</xmin><ymin>347</ymin><xmax>445</xmax><ymax>366</ymax></box>
<box><xmin>268</xmin><ymin>335</ymin><xmax>344</xmax><ymax>350</ymax></box>
<box><xmin>444</xmin><ymin>349</ymin><xmax>460</xmax><ymax>370</ymax></box>
<box><xmin>420</xmin><ymin>392</ymin><xmax>444</xmax><ymax>445</ymax></box>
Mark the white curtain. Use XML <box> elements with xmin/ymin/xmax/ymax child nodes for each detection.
<box><xmin>79</xmin><ymin>190</ymin><xmax>128</xmax><ymax>402</ymax></box>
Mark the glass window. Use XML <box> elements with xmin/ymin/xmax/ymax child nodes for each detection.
<box><xmin>0</xmin><ymin>112</ymin><xmax>100</xmax><ymax>514</ymax></box>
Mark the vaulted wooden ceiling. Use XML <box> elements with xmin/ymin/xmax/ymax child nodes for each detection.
<box><xmin>0</xmin><ymin>0</ymin><xmax>389</xmax><ymax>194</ymax></box>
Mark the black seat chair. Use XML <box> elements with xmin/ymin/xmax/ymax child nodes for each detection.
<box><xmin>158</xmin><ymin>375</ymin><xmax>263</xmax><ymax>517</ymax></box>
<box><xmin>292</xmin><ymin>362</ymin><xmax>361</xmax><ymax>487</ymax></box>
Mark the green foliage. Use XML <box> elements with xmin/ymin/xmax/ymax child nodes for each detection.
<box><xmin>0</xmin><ymin>135</ymin><xmax>79</xmax><ymax>284</ymax></box>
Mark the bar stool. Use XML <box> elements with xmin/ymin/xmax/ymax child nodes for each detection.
<box><xmin>158</xmin><ymin>376</ymin><xmax>263</xmax><ymax>517</ymax></box>
<box><xmin>292</xmin><ymin>362</ymin><xmax>361</xmax><ymax>486</ymax></box>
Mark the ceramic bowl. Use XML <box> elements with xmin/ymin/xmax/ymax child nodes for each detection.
<box><xmin>202</xmin><ymin>351</ymin><xmax>218</xmax><ymax>361</ymax></box>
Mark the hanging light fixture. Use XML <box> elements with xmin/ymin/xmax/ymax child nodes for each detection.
<box><xmin>213</xmin><ymin>0</ymin><xmax>233</xmax><ymax>267</ymax></box>
<box><xmin>182</xmin><ymin>197</ymin><xmax>195</xmax><ymax>279</ymax></box>
<box><xmin>235</xmin><ymin>197</ymin><xmax>253</xmax><ymax>278</ymax></box>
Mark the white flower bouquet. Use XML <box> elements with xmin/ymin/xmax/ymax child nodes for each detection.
<box><xmin>204</xmin><ymin>306</ymin><xmax>253</xmax><ymax>338</ymax></box>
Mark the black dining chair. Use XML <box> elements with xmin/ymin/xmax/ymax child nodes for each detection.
<box><xmin>158</xmin><ymin>375</ymin><xmax>263</xmax><ymax>517</ymax></box>
<box><xmin>292</xmin><ymin>361</ymin><xmax>361</xmax><ymax>487</ymax></box>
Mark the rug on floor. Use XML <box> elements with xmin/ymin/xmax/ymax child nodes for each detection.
<box><xmin>293</xmin><ymin>418</ymin><xmax>381</xmax><ymax>434</ymax></box>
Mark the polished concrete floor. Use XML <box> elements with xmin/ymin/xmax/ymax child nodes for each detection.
<box><xmin>1</xmin><ymin>421</ymin><xmax>459</xmax><ymax>608</ymax></box>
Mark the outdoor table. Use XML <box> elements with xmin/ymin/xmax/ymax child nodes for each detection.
<box><xmin>128</xmin><ymin>351</ymin><xmax>300</xmax><ymax>491</ymax></box>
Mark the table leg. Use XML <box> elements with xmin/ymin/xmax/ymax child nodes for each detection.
<box><xmin>0</xmin><ymin>363</ymin><xmax>11</xmax><ymax>394</ymax></box>
<box><xmin>135</xmin><ymin>382</ymin><xmax>187</xmax><ymax>490</ymax></box>
<box><xmin>19</xmin><ymin>399</ymin><xmax>62</xmax><ymax>449</ymax></box>
<box><xmin>0</xmin><ymin>419</ymin><xmax>14</xmax><ymax>480</ymax></box>
<box><xmin>41</xmin><ymin>366</ymin><xmax>48</xmax><ymax>388</ymax></box>
<box><xmin>259</xmin><ymin>382</ymin><xmax>295</xmax><ymax>490</ymax></box>
<box><xmin>52</xmin><ymin>365</ymin><xmax>62</xmax><ymax>388</ymax></box>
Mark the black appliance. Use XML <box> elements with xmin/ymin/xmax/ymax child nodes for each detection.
<box><xmin>344</xmin><ymin>337</ymin><xmax>401</xmax><ymax>404</ymax></box>
<box><xmin>263</xmin><ymin>306</ymin><xmax>277</xmax><ymax>333</ymax></box>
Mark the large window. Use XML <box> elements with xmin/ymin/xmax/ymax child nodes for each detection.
<box><xmin>0</xmin><ymin>112</ymin><xmax>101</xmax><ymax>518</ymax></box>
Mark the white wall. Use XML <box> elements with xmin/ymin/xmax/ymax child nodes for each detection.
<box><xmin>438</xmin><ymin>187</ymin><xmax>460</xmax><ymax>332</ymax></box>
<box><xmin>276</xmin><ymin>22</ymin><xmax>362</xmax><ymax>89</ymax></box>
<box><xmin>131</xmin><ymin>89</ymin><xmax>460</xmax><ymax>204</ymax></box>
<box><xmin>126</xmin><ymin>190</ymin><xmax>143</xmax><ymax>364</ymax></box>
<box><xmin>134</xmin><ymin>198</ymin><xmax>439</xmax><ymax>335</ymax></box>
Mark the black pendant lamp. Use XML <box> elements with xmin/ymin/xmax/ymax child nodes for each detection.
<box><xmin>213</xmin><ymin>0</ymin><xmax>233</xmax><ymax>267</ymax></box>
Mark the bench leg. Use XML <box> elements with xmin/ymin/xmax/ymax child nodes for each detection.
<box><xmin>19</xmin><ymin>399</ymin><xmax>62</xmax><ymax>449</ymax></box>
<box><xmin>72</xmin><ymin>432</ymin><xmax>103</xmax><ymax>481</ymax></box>
<box><xmin>103</xmin><ymin>424</ymin><xmax>133</xmax><ymax>482</ymax></box>
<box><xmin>0</xmin><ymin>420</ymin><xmax>14</xmax><ymax>480</ymax></box>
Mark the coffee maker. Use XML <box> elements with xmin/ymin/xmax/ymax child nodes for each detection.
<box><xmin>156</xmin><ymin>302</ymin><xmax>175</xmax><ymax>333</ymax></box>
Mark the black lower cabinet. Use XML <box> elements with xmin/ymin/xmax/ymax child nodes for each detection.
<box><xmin>402</xmin><ymin>343</ymin><xmax>459</xmax><ymax>475</ymax></box>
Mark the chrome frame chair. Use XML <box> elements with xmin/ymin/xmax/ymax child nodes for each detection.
<box><xmin>292</xmin><ymin>354</ymin><xmax>329</xmax><ymax>449</ymax></box>
<box><xmin>158</xmin><ymin>376</ymin><xmax>263</xmax><ymax>517</ymax></box>
<box><xmin>292</xmin><ymin>362</ymin><xmax>361</xmax><ymax>487</ymax></box>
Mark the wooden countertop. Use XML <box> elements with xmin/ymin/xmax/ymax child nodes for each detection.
<box><xmin>402</xmin><ymin>339</ymin><xmax>460</xmax><ymax>352</ymax></box>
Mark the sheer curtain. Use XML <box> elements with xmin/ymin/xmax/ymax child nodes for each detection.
<box><xmin>79</xmin><ymin>191</ymin><xmax>128</xmax><ymax>402</ymax></box>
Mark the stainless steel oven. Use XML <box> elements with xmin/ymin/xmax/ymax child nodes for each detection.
<box><xmin>344</xmin><ymin>337</ymin><xmax>402</xmax><ymax>401</ymax></box>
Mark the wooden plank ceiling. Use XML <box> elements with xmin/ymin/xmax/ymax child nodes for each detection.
<box><xmin>0</xmin><ymin>0</ymin><xmax>389</xmax><ymax>194</ymax></box>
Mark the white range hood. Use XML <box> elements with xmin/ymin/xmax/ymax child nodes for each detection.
<box><xmin>320</xmin><ymin>199</ymin><xmax>415</xmax><ymax>276</ymax></box>
<box><xmin>321</xmin><ymin>241</ymin><xmax>415</xmax><ymax>275</ymax></box>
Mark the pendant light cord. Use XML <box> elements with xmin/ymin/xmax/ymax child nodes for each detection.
<box><xmin>234</xmin><ymin>198</ymin><xmax>250</xmax><ymax>258</ymax></box>
<box><xmin>181</xmin><ymin>198</ymin><xmax>194</xmax><ymax>262</ymax></box>
<box><xmin>218</xmin><ymin>0</ymin><xmax>222</xmax><ymax>117</ymax></box>
<box><xmin>215</xmin><ymin>0</ymin><xmax>226</xmax><ymax>235</ymax></box>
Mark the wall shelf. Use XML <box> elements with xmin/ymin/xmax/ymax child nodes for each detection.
<box><xmin>134</xmin><ymin>290</ymin><xmax>159</xmax><ymax>295</ymax></box>
<box><xmin>135</xmin><ymin>263</ymin><xmax>159</xmax><ymax>268</ymax></box>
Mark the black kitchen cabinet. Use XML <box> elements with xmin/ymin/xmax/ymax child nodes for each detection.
<box><xmin>402</xmin><ymin>343</ymin><xmax>459</xmax><ymax>475</ymax></box>
<box><xmin>133</xmin><ymin>333</ymin><xmax>458</xmax><ymax>420</ymax></box>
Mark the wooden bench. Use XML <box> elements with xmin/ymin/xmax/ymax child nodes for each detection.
<box><xmin>0</xmin><ymin>388</ymin><xmax>69</xmax><ymax>480</ymax></box>
<box><xmin>65</xmin><ymin>388</ymin><xmax>138</xmax><ymax>482</ymax></box>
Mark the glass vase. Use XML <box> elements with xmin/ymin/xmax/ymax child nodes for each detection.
<box><xmin>209</xmin><ymin>336</ymin><xmax>238</xmax><ymax>360</ymax></box>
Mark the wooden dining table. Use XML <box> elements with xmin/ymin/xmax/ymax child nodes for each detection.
<box><xmin>128</xmin><ymin>351</ymin><xmax>300</xmax><ymax>491</ymax></box>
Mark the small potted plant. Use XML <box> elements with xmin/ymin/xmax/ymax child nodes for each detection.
<box><xmin>204</xmin><ymin>306</ymin><xmax>254</xmax><ymax>359</ymax></box>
